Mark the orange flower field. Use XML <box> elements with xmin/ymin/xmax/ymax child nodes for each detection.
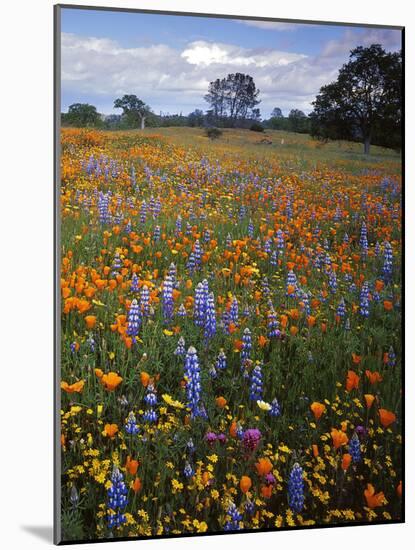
<box><xmin>59</xmin><ymin>128</ymin><xmax>402</xmax><ymax>541</ymax></box>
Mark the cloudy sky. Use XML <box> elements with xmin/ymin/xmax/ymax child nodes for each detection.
<box><xmin>60</xmin><ymin>7</ymin><xmax>402</xmax><ymax>118</ymax></box>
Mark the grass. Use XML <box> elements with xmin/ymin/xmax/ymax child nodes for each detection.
<box><xmin>138</xmin><ymin>127</ymin><xmax>401</xmax><ymax>175</ymax></box>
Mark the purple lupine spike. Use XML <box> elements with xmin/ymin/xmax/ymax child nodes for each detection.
<box><xmin>229</xmin><ymin>296</ymin><xmax>239</xmax><ymax>326</ymax></box>
<box><xmin>241</xmin><ymin>327</ymin><xmax>252</xmax><ymax>370</ymax></box>
<box><xmin>204</xmin><ymin>291</ymin><xmax>216</xmax><ymax>341</ymax></box>
<box><xmin>162</xmin><ymin>276</ymin><xmax>174</xmax><ymax>321</ymax></box>
<box><xmin>184</xmin><ymin>346</ymin><xmax>206</xmax><ymax>419</ymax></box>
<box><xmin>130</xmin><ymin>272</ymin><xmax>139</xmax><ymax>293</ymax></box>
<box><xmin>126</xmin><ymin>298</ymin><xmax>141</xmax><ymax>343</ymax></box>
<box><xmin>140</xmin><ymin>285</ymin><xmax>150</xmax><ymax>317</ymax></box>
<box><xmin>249</xmin><ymin>363</ymin><xmax>263</xmax><ymax>401</ymax></box>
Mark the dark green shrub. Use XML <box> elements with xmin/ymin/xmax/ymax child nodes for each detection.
<box><xmin>205</xmin><ymin>127</ymin><xmax>223</xmax><ymax>140</ymax></box>
<box><xmin>250</xmin><ymin>122</ymin><xmax>265</xmax><ymax>132</ymax></box>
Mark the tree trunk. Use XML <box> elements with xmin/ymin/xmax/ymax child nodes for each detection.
<box><xmin>363</xmin><ymin>135</ymin><xmax>371</xmax><ymax>155</ymax></box>
<box><xmin>140</xmin><ymin>115</ymin><xmax>146</xmax><ymax>130</ymax></box>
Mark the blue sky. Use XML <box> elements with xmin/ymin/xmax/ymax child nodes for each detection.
<box><xmin>61</xmin><ymin>7</ymin><xmax>402</xmax><ymax>117</ymax></box>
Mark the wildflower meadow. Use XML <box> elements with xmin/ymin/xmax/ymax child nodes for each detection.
<box><xmin>59</xmin><ymin>127</ymin><xmax>402</xmax><ymax>541</ymax></box>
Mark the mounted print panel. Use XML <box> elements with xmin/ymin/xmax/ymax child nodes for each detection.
<box><xmin>54</xmin><ymin>4</ymin><xmax>404</xmax><ymax>544</ymax></box>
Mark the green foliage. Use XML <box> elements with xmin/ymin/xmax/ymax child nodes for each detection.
<box><xmin>188</xmin><ymin>109</ymin><xmax>205</xmax><ymax>127</ymax></box>
<box><xmin>62</xmin><ymin>103</ymin><xmax>101</xmax><ymax>127</ymax></box>
<box><xmin>270</xmin><ymin>107</ymin><xmax>283</xmax><ymax>118</ymax></box>
<box><xmin>205</xmin><ymin>73</ymin><xmax>260</xmax><ymax>125</ymax></box>
<box><xmin>310</xmin><ymin>44</ymin><xmax>402</xmax><ymax>153</ymax></box>
<box><xmin>288</xmin><ymin>109</ymin><xmax>310</xmax><ymax>134</ymax></box>
<box><xmin>114</xmin><ymin>94</ymin><xmax>151</xmax><ymax>129</ymax></box>
<box><xmin>205</xmin><ymin>127</ymin><xmax>223</xmax><ymax>140</ymax></box>
<box><xmin>250</xmin><ymin>122</ymin><xmax>265</xmax><ymax>132</ymax></box>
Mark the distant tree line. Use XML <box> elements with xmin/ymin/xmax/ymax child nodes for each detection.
<box><xmin>61</xmin><ymin>100</ymin><xmax>307</xmax><ymax>132</ymax></box>
<box><xmin>262</xmin><ymin>108</ymin><xmax>311</xmax><ymax>134</ymax></box>
<box><xmin>61</xmin><ymin>44</ymin><xmax>402</xmax><ymax>154</ymax></box>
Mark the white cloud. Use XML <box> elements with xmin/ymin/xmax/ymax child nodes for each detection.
<box><xmin>181</xmin><ymin>41</ymin><xmax>305</xmax><ymax>67</ymax></box>
<box><xmin>61</xmin><ymin>28</ymin><xmax>401</xmax><ymax>118</ymax></box>
<box><xmin>62</xmin><ymin>33</ymin><xmax>311</xmax><ymax>115</ymax></box>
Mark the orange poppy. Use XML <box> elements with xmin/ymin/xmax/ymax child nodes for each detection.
<box><xmin>132</xmin><ymin>477</ymin><xmax>142</xmax><ymax>493</ymax></box>
<box><xmin>289</xmin><ymin>308</ymin><xmax>300</xmax><ymax>320</ymax></box>
<box><xmin>364</xmin><ymin>394</ymin><xmax>375</xmax><ymax>409</ymax></box>
<box><xmin>255</xmin><ymin>458</ymin><xmax>273</xmax><ymax>476</ymax></box>
<box><xmin>230</xmin><ymin>420</ymin><xmax>238</xmax><ymax>438</ymax></box>
<box><xmin>346</xmin><ymin>370</ymin><xmax>360</xmax><ymax>392</ymax></box>
<box><xmin>84</xmin><ymin>286</ymin><xmax>96</xmax><ymax>299</ymax></box>
<box><xmin>140</xmin><ymin>371</ymin><xmax>150</xmax><ymax>387</ymax></box>
<box><xmin>379</xmin><ymin>408</ymin><xmax>396</xmax><ymax>428</ymax></box>
<box><xmin>62</xmin><ymin>287</ymin><xmax>71</xmax><ymax>299</ymax></box>
<box><xmin>396</xmin><ymin>481</ymin><xmax>402</xmax><ymax>498</ymax></box>
<box><xmin>77</xmin><ymin>299</ymin><xmax>91</xmax><ymax>313</ymax></box>
<box><xmin>61</xmin><ymin>380</ymin><xmax>85</xmax><ymax>393</ymax></box>
<box><xmin>240</xmin><ymin>475</ymin><xmax>252</xmax><ymax>494</ymax></box>
<box><xmin>108</xmin><ymin>279</ymin><xmax>117</xmax><ymax>291</ymax></box>
<box><xmin>125</xmin><ymin>456</ymin><xmax>139</xmax><ymax>476</ymax></box>
<box><xmin>364</xmin><ymin>484</ymin><xmax>386</xmax><ymax>508</ymax></box>
<box><xmin>312</xmin><ymin>444</ymin><xmax>319</xmax><ymax>457</ymax></box>
<box><xmin>258</xmin><ymin>335</ymin><xmax>268</xmax><ymax>348</ymax></box>
<box><xmin>84</xmin><ymin>315</ymin><xmax>97</xmax><ymax>329</ymax></box>
<box><xmin>331</xmin><ymin>428</ymin><xmax>349</xmax><ymax>449</ymax></box>
<box><xmin>202</xmin><ymin>471</ymin><xmax>211</xmax><ymax>486</ymax></box>
<box><xmin>103</xmin><ymin>424</ymin><xmax>118</xmax><ymax>438</ymax></box>
<box><xmin>172</xmin><ymin>289</ymin><xmax>181</xmax><ymax>301</ymax></box>
<box><xmin>260</xmin><ymin>485</ymin><xmax>273</xmax><ymax>498</ymax></box>
<box><xmin>101</xmin><ymin>372</ymin><xmax>123</xmax><ymax>391</ymax></box>
<box><xmin>365</xmin><ymin>370</ymin><xmax>383</xmax><ymax>384</ymax></box>
<box><xmin>233</xmin><ymin>339</ymin><xmax>243</xmax><ymax>351</ymax></box>
<box><xmin>383</xmin><ymin>300</ymin><xmax>393</xmax><ymax>311</ymax></box>
<box><xmin>215</xmin><ymin>396</ymin><xmax>227</xmax><ymax>408</ymax></box>
<box><xmin>341</xmin><ymin>453</ymin><xmax>352</xmax><ymax>471</ymax></box>
<box><xmin>310</xmin><ymin>402</ymin><xmax>326</xmax><ymax>420</ymax></box>
<box><xmin>375</xmin><ymin>280</ymin><xmax>384</xmax><ymax>292</ymax></box>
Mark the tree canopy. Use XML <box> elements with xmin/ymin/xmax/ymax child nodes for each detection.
<box><xmin>270</xmin><ymin>107</ymin><xmax>283</xmax><ymax>118</ymax></box>
<box><xmin>310</xmin><ymin>44</ymin><xmax>402</xmax><ymax>153</ymax></box>
<box><xmin>62</xmin><ymin>103</ymin><xmax>100</xmax><ymax>126</ymax></box>
<box><xmin>204</xmin><ymin>73</ymin><xmax>260</xmax><ymax>126</ymax></box>
<box><xmin>288</xmin><ymin>109</ymin><xmax>308</xmax><ymax>133</ymax></box>
<box><xmin>114</xmin><ymin>95</ymin><xmax>151</xmax><ymax>129</ymax></box>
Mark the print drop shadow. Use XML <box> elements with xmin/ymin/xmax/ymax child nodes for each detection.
<box><xmin>21</xmin><ymin>525</ymin><xmax>53</xmax><ymax>543</ymax></box>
